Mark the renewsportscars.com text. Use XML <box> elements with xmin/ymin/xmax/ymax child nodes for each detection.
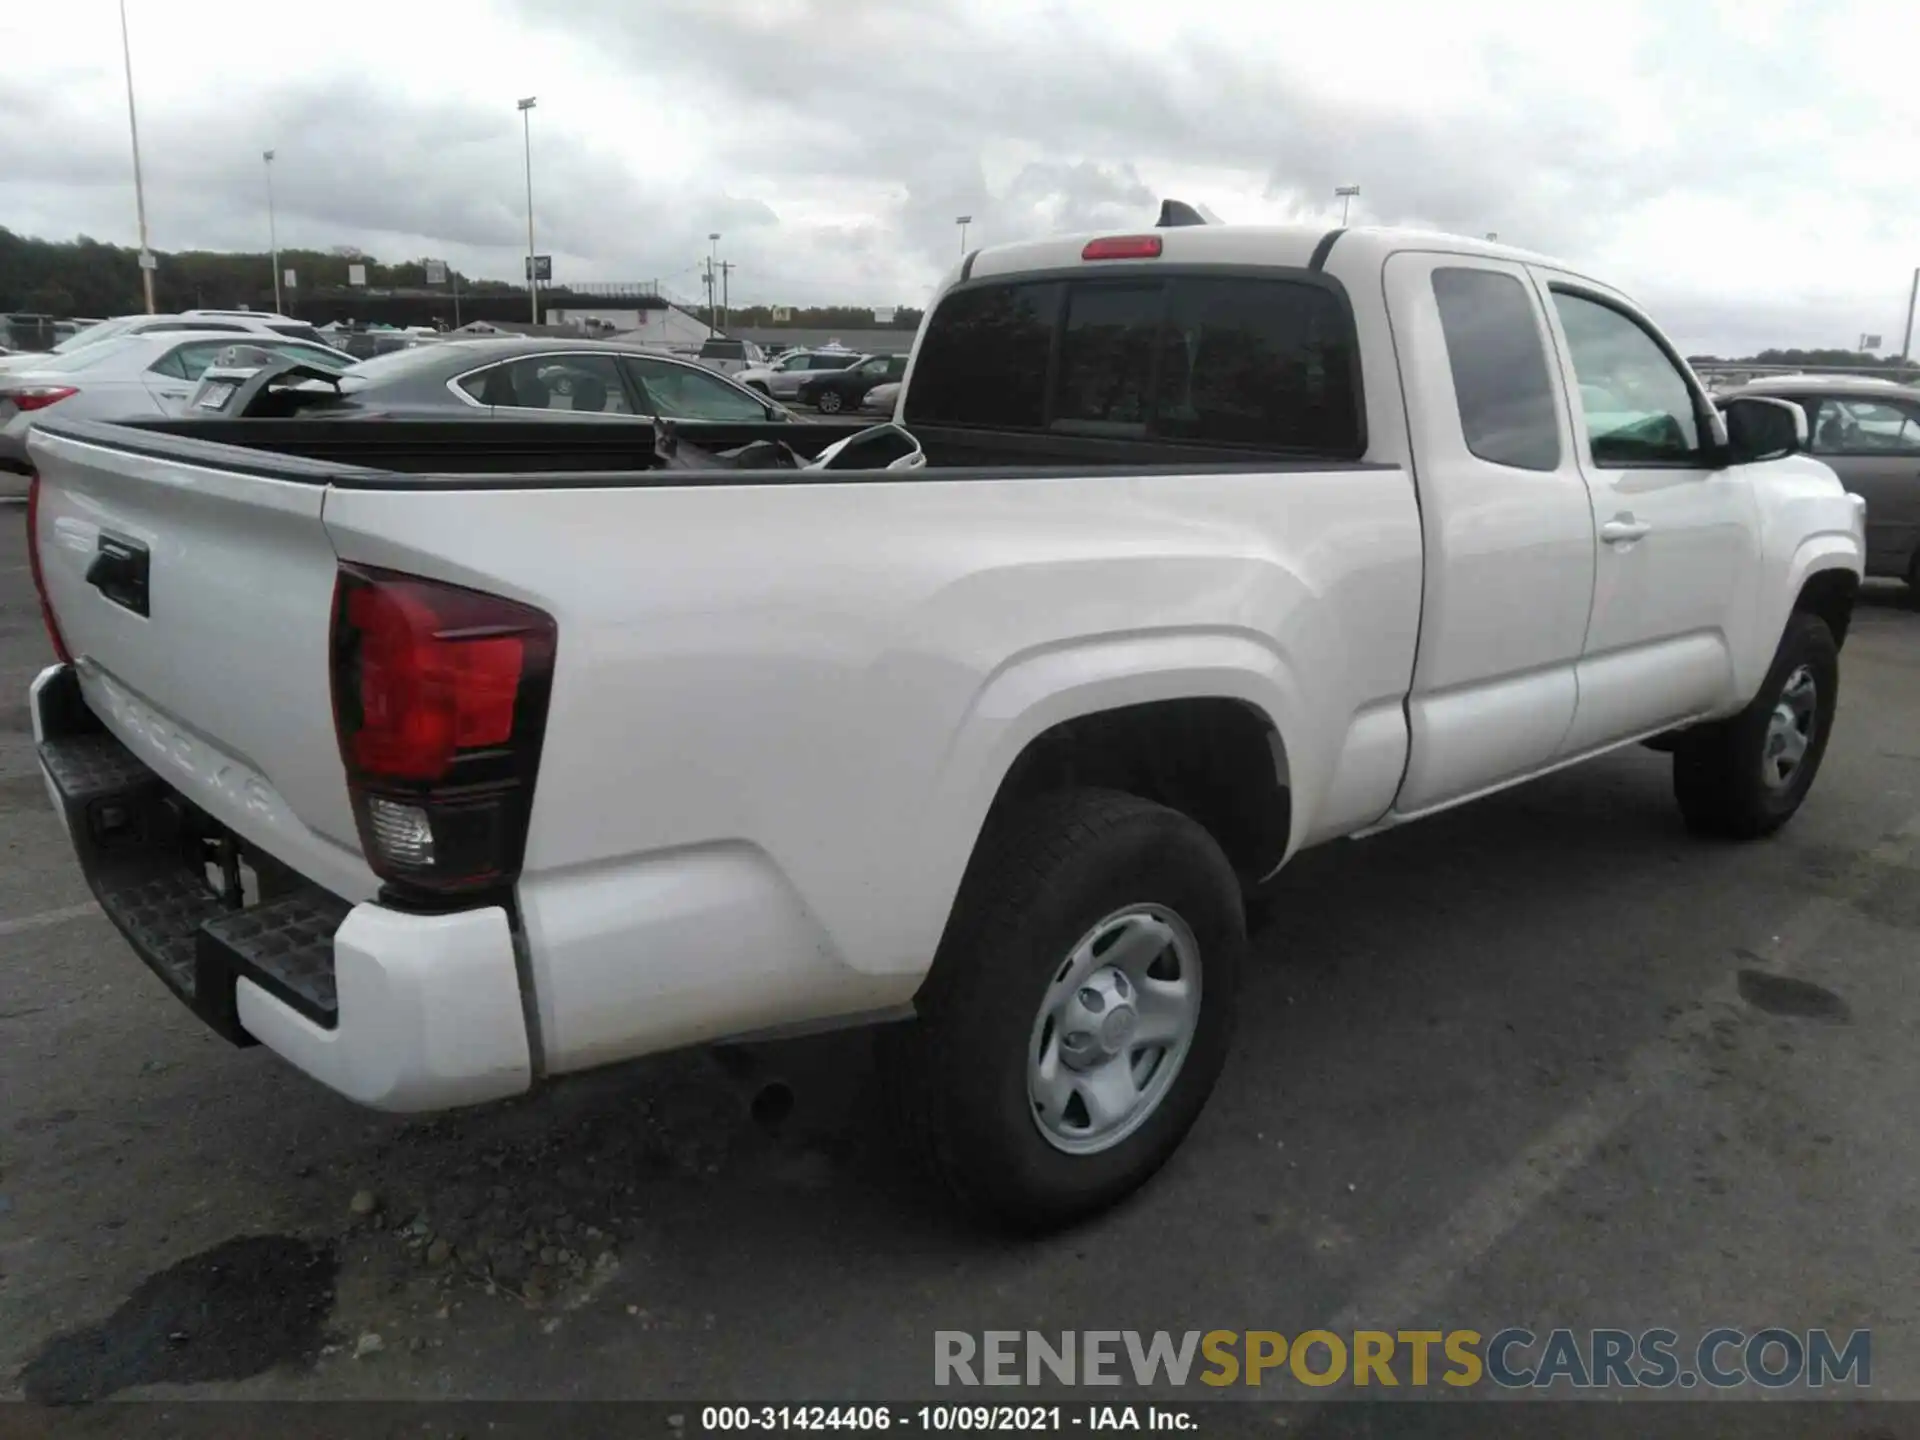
<box><xmin>934</xmin><ymin>1328</ymin><xmax>1871</xmax><ymax>1390</ymax></box>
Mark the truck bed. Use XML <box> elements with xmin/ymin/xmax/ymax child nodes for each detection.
<box><xmin>39</xmin><ymin>414</ymin><xmax>1393</xmax><ymax>484</ymax></box>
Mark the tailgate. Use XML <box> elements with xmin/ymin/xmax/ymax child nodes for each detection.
<box><xmin>28</xmin><ymin>426</ymin><xmax>376</xmax><ymax>901</ymax></box>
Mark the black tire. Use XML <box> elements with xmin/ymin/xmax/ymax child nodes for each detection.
<box><xmin>879</xmin><ymin>789</ymin><xmax>1245</xmax><ymax>1232</ymax></box>
<box><xmin>1673</xmin><ymin>612</ymin><xmax>1838</xmax><ymax>839</ymax></box>
<box><xmin>815</xmin><ymin>389</ymin><xmax>844</xmax><ymax>414</ymax></box>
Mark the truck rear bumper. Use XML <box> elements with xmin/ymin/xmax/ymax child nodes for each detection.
<box><xmin>30</xmin><ymin>662</ymin><xmax>532</xmax><ymax>1112</ymax></box>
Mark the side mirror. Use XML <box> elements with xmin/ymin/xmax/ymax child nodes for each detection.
<box><xmin>1718</xmin><ymin>395</ymin><xmax>1807</xmax><ymax>463</ymax></box>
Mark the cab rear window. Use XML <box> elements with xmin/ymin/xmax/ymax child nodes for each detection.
<box><xmin>904</xmin><ymin>271</ymin><xmax>1363</xmax><ymax>455</ymax></box>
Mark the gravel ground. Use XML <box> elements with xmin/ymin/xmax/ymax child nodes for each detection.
<box><xmin>3</xmin><ymin>495</ymin><xmax>1920</xmax><ymax>1423</ymax></box>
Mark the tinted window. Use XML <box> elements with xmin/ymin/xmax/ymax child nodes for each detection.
<box><xmin>1431</xmin><ymin>267</ymin><xmax>1561</xmax><ymax>471</ymax></box>
<box><xmin>1154</xmin><ymin>277</ymin><xmax>1360</xmax><ymax>452</ymax></box>
<box><xmin>810</xmin><ymin>353</ymin><xmax>857</xmax><ymax>370</ymax></box>
<box><xmin>457</xmin><ymin>355</ymin><xmax>634</xmax><ymax>413</ymax></box>
<box><xmin>624</xmin><ymin>356</ymin><xmax>769</xmax><ymax>420</ymax></box>
<box><xmin>1056</xmin><ymin>283</ymin><xmax>1160</xmax><ymax>433</ymax></box>
<box><xmin>699</xmin><ymin>340</ymin><xmax>746</xmax><ymax>360</ymax></box>
<box><xmin>1809</xmin><ymin>396</ymin><xmax>1920</xmax><ymax>455</ymax></box>
<box><xmin>1551</xmin><ymin>290</ymin><xmax>1702</xmax><ymax>465</ymax></box>
<box><xmin>906</xmin><ymin>281</ymin><xmax>1062</xmax><ymax>428</ymax></box>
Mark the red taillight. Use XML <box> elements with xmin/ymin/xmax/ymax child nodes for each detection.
<box><xmin>10</xmin><ymin>386</ymin><xmax>78</xmax><ymax>412</ymax></box>
<box><xmin>25</xmin><ymin>471</ymin><xmax>73</xmax><ymax>664</ymax></box>
<box><xmin>330</xmin><ymin>564</ymin><xmax>556</xmax><ymax>897</ymax></box>
<box><xmin>1082</xmin><ymin>235</ymin><xmax>1163</xmax><ymax>261</ymax></box>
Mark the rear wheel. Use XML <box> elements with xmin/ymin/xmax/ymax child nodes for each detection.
<box><xmin>879</xmin><ymin>789</ymin><xmax>1244</xmax><ymax>1232</ymax></box>
<box><xmin>815</xmin><ymin>389</ymin><xmax>844</xmax><ymax>414</ymax></box>
<box><xmin>1673</xmin><ymin>612</ymin><xmax>1838</xmax><ymax>839</ymax></box>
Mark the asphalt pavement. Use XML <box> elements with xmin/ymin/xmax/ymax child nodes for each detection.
<box><xmin>3</xmin><ymin>495</ymin><xmax>1920</xmax><ymax>1420</ymax></box>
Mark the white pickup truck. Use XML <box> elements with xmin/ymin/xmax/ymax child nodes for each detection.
<box><xmin>24</xmin><ymin>219</ymin><xmax>1865</xmax><ymax>1230</ymax></box>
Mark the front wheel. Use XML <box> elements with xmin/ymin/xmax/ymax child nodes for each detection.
<box><xmin>815</xmin><ymin>389</ymin><xmax>844</xmax><ymax>413</ymax></box>
<box><xmin>1673</xmin><ymin>612</ymin><xmax>1838</xmax><ymax>839</ymax></box>
<box><xmin>879</xmin><ymin>789</ymin><xmax>1244</xmax><ymax>1232</ymax></box>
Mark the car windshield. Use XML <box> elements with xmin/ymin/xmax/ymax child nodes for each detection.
<box><xmin>50</xmin><ymin>317</ymin><xmax>138</xmax><ymax>353</ymax></box>
<box><xmin>333</xmin><ymin>343</ymin><xmax>450</xmax><ymax>390</ymax></box>
<box><xmin>24</xmin><ymin>335</ymin><xmax>149</xmax><ymax>372</ymax></box>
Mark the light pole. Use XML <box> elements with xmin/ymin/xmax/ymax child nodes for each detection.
<box><xmin>1902</xmin><ymin>268</ymin><xmax>1918</xmax><ymax>364</ymax></box>
<box><xmin>264</xmin><ymin>150</ymin><xmax>282</xmax><ymax>314</ymax></box>
<box><xmin>1335</xmin><ymin>185</ymin><xmax>1360</xmax><ymax>226</ymax></box>
<box><xmin>518</xmin><ymin>97</ymin><xmax>538</xmax><ymax>324</ymax></box>
<box><xmin>118</xmin><ymin>0</ymin><xmax>155</xmax><ymax>313</ymax></box>
<box><xmin>708</xmin><ymin>233</ymin><xmax>721</xmax><ymax>335</ymax></box>
<box><xmin>957</xmin><ymin>215</ymin><xmax>971</xmax><ymax>255</ymax></box>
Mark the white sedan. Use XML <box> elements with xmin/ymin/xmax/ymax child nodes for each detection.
<box><xmin>0</xmin><ymin>331</ymin><xmax>355</xmax><ymax>496</ymax></box>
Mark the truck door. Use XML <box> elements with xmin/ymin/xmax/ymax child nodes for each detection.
<box><xmin>1382</xmin><ymin>252</ymin><xmax>1596</xmax><ymax>815</ymax></box>
<box><xmin>1531</xmin><ymin>275</ymin><xmax>1763</xmax><ymax>753</ymax></box>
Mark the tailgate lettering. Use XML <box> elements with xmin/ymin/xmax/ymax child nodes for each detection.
<box><xmin>92</xmin><ymin>675</ymin><xmax>283</xmax><ymax>826</ymax></box>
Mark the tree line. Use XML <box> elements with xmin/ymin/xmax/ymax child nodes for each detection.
<box><xmin>0</xmin><ymin>228</ymin><xmax>1899</xmax><ymax>357</ymax></box>
<box><xmin>0</xmin><ymin>228</ymin><xmax>924</xmax><ymax>332</ymax></box>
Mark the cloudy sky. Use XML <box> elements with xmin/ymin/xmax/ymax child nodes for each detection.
<box><xmin>3</xmin><ymin>0</ymin><xmax>1915</xmax><ymax>353</ymax></box>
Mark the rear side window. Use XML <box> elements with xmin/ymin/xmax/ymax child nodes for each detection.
<box><xmin>906</xmin><ymin>273</ymin><xmax>1361</xmax><ymax>454</ymax></box>
<box><xmin>1430</xmin><ymin>267</ymin><xmax>1561</xmax><ymax>472</ymax></box>
<box><xmin>268</xmin><ymin>323</ymin><xmax>329</xmax><ymax>346</ymax></box>
<box><xmin>906</xmin><ymin>281</ymin><xmax>1062</xmax><ymax>429</ymax></box>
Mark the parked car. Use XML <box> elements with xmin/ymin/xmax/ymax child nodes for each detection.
<box><xmin>0</xmin><ymin>331</ymin><xmax>356</xmax><ymax>490</ymax></box>
<box><xmin>232</xmin><ymin>336</ymin><xmax>798</xmax><ymax>424</ymax></box>
<box><xmin>734</xmin><ymin>346</ymin><xmax>860</xmax><ymax>399</ymax></box>
<box><xmin>693</xmin><ymin>336</ymin><xmax>766</xmax><ymax>376</ymax></box>
<box><xmin>0</xmin><ymin>312</ymin><xmax>60</xmax><ymax>353</ymax></box>
<box><xmin>860</xmin><ymin>380</ymin><xmax>901</xmax><ymax>415</ymax></box>
<box><xmin>798</xmin><ymin>352</ymin><xmax>907</xmax><ymax>413</ymax></box>
<box><xmin>0</xmin><ymin>312</ymin><xmax>348</xmax><ymax>375</ymax></box>
<box><xmin>22</xmin><ymin>215</ymin><xmax>1862</xmax><ymax>1231</ymax></box>
<box><xmin>1722</xmin><ymin>374</ymin><xmax>1920</xmax><ymax>590</ymax></box>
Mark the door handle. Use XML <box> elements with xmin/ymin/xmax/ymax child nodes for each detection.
<box><xmin>1600</xmin><ymin>516</ymin><xmax>1652</xmax><ymax>544</ymax></box>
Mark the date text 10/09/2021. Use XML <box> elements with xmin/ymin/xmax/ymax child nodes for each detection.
<box><xmin>700</xmin><ymin>1407</ymin><xmax>1191</xmax><ymax>1432</ymax></box>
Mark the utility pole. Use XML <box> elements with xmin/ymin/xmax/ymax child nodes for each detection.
<box><xmin>719</xmin><ymin>260</ymin><xmax>734</xmax><ymax>330</ymax></box>
<box><xmin>264</xmin><ymin>150</ymin><xmax>282</xmax><ymax>314</ymax></box>
<box><xmin>707</xmin><ymin>233</ymin><xmax>721</xmax><ymax>335</ymax></box>
<box><xmin>518</xmin><ymin>97</ymin><xmax>538</xmax><ymax>324</ymax></box>
<box><xmin>119</xmin><ymin>0</ymin><xmax>155</xmax><ymax>313</ymax></box>
<box><xmin>1903</xmin><ymin>267</ymin><xmax>1919</xmax><ymax>364</ymax></box>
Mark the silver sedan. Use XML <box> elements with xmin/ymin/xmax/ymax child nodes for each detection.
<box><xmin>0</xmin><ymin>331</ymin><xmax>356</xmax><ymax>494</ymax></box>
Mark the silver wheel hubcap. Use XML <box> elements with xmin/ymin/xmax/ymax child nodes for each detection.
<box><xmin>1027</xmin><ymin>906</ymin><xmax>1202</xmax><ymax>1156</ymax></box>
<box><xmin>1763</xmin><ymin>665</ymin><xmax>1817</xmax><ymax>791</ymax></box>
